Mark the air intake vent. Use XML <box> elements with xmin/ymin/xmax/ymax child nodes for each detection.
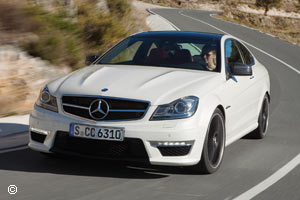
<box><xmin>158</xmin><ymin>146</ymin><xmax>191</xmax><ymax>156</ymax></box>
<box><xmin>51</xmin><ymin>131</ymin><xmax>149</xmax><ymax>161</ymax></box>
<box><xmin>31</xmin><ymin>131</ymin><xmax>46</xmax><ymax>143</ymax></box>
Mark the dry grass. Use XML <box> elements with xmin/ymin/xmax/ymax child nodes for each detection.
<box><xmin>0</xmin><ymin>2</ymin><xmax>36</xmax><ymax>32</ymax></box>
<box><xmin>219</xmin><ymin>9</ymin><xmax>300</xmax><ymax>45</ymax></box>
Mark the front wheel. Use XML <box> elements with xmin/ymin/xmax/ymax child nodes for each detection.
<box><xmin>194</xmin><ymin>108</ymin><xmax>225</xmax><ymax>174</ymax></box>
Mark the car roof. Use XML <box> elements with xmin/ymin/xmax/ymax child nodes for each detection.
<box><xmin>132</xmin><ymin>31</ymin><xmax>224</xmax><ymax>41</ymax></box>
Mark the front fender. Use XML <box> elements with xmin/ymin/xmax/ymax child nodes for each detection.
<box><xmin>197</xmin><ymin>95</ymin><xmax>224</xmax><ymax>137</ymax></box>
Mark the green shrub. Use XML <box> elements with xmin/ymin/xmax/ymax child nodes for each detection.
<box><xmin>106</xmin><ymin>0</ymin><xmax>131</xmax><ymax>18</ymax></box>
<box><xmin>0</xmin><ymin>1</ymin><xmax>136</xmax><ymax>70</ymax></box>
<box><xmin>77</xmin><ymin>2</ymin><xmax>127</xmax><ymax>54</ymax></box>
<box><xmin>21</xmin><ymin>5</ymin><xmax>83</xmax><ymax>68</ymax></box>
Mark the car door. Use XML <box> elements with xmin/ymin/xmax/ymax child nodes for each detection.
<box><xmin>220</xmin><ymin>39</ymin><xmax>256</xmax><ymax>140</ymax></box>
<box><xmin>234</xmin><ymin>40</ymin><xmax>261</xmax><ymax>124</ymax></box>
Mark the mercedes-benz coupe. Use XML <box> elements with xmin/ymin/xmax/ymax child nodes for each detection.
<box><xmin>29</xmin><ymin>31</ymin><xmax>270</xmax><ymax>174</ymax></box>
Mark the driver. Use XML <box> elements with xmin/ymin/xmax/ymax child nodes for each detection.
<box><xmin>201</xmin><ymin>45</ymin><xmax>217</xmax><ymax>71</ymax></box>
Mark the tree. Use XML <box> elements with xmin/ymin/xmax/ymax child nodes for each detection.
<box><xmin>256</xmin><ymin>0</ymin><xmax>281</xmax><ymax>16</ymax></box>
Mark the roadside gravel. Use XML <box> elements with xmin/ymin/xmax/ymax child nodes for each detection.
<box><xmin>132</xmin><ymin>0</ymin><xmax>176</xmax><ymax>31</ymax></box>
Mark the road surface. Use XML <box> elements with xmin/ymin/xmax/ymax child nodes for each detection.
<box><xmin>1</xmin><ymin>8</ymin><xmax>300</xmax><ymax>200</ymax></box>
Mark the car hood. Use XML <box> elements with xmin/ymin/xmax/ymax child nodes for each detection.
<box><xmin>49</xmin><ymin>65</ymin><xmax>222</xmax><ymax>105</ymax></box>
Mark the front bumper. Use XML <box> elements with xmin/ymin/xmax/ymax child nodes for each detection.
<box><xmin>29</xmin><ymin>105</ymin><xmax>207</xmax><ymax>166</ymax></box>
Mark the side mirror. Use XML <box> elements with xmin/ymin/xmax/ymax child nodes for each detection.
<box><xmin>231</xmin><ymin>63</ymin><xmax>252</xmax><ymax>76</ymax></box>
<box><xmin>85</xmin><ymin>54</ymin><xmax>99</xmax><ymax>65</ymax></box>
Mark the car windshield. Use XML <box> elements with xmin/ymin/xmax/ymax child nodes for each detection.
<box><xmin>97</xmin><ymin>35</ymin><xmax>221</xmax><ymax>72</ymax></box>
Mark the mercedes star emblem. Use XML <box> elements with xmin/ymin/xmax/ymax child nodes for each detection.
<box><xmin>89</xmin><ymin>99</ymin><xmax>109</xmax><ymax>120</ymax></box>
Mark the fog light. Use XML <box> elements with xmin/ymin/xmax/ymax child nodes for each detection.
<box><xmin>30</xmin><ymin>127</ymin><xmax>51</xmax><ymax>135</ymax></box>
<box><xmin>151</xmin><ymin>140</ymin><xmax>194</xmax><ymax>147</ymax></box>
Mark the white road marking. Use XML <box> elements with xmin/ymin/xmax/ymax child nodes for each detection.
<box><xmin>0</xmin><ymin>146</ymin><xmax>28</xmax><ymax>154</ymax></box>
<box><xmin>178</xmin><ymin>11</ymin><xmax>300</xmax><ymax>75</ymax></box>
<box><xmin>265</xmin><ymin>33</ymin><xmax>276</xmax><ymax>38</ymax></box>
<box><xmin>151</xmin><ymin>8</ymin><xmax>300</xmax><ymax>199</ymax></box>
<box><xmin>233</xmin><ymin>153</ymin><xmax>300</xmax><ymax>200</ymax></box>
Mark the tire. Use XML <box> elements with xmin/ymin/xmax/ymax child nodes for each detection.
<box><xmin>247</xmin><ymin>94</ymin><xmax>270</xmax><ymax>139</ymax></box>
<box><xmin>194</xmin><ymin>108</ymin><xmax>225</xmax><ymax>174</ymax></box>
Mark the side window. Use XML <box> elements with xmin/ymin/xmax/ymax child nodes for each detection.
<box><xmin>235</xmin><ymin>41</ymin><xmax>254</xmax><ymax>65</ymax></box>
<box><xmin>177</xmin><ymin>43</ymin><xmax>202</xmax><ymax>56</ymax></box>
<box><xmin>225</xmin><ymin>39</ymin><xmax>243</xmax><ymax>68</ymax></box>
<box><xmin>146</xmin><ymin>43</ymin><xmax>158</xmax><ymax>56</ymax></box>
<box><xmin>110</xmin><ymin>41</ymin><xmax>143</xmax><ymax>64</ymax></box>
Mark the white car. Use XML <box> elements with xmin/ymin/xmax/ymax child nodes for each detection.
<box><xmin>29</xmin><ymin>31</ymin><xmax>270</xmax><ymax>174</ymax></box>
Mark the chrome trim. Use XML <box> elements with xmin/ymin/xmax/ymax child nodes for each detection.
<box><xmin>89</xmin><ymin>99</ymin><xmax>110</xmax><ymax>120</ymax></box>
<box><xmin>30</xmin><ymin>127</ymin><xmax>50</xmax><ymax>135</ymax></box>
<box><xmin>62</xmin><ymin>103</ymin><xmax>89</xmax><ymax>110</ymax></box>
<box><xmin>61</xmin><ymin>94</ymin><xmax>151</xmax><ymax>104</ymax></box>
<box><xmin>109</xmin><ymin>109</ymin><xmax>146</xmax><ymax>112</ymax></box>
<box><xmin>60</xmin><ymin>95</ymin><xmax>151</xmax><ymax>122</ymax></box>
<box><xmin>62</xmin><ymin>103</ymin><xmax>146</xmax><ymax>113</ymax></box>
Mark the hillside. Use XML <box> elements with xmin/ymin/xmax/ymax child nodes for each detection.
<box><xmin>141</xmin><ymin>0</ymin><xmax>300</xmax><ymax>45</ymax></box>
<box><xmin>0</xmin><ymin>0</ymin><xmax>148</xmax><ymax>117</ymax></box>
<box><xmin>0</xmin><ymin>0</ymin><xmax>298</xmax><ymax>117</ymax></box>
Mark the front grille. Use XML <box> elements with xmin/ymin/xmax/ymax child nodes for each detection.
<box><xmin>158</xmin><ymin>146</ymin><xmax>191</xmax><ymax>156</ymax></box>
<box><xmin>61</xmin><ymin>96</ymin><xmax>150</xmax><ymax>121</ymax></box>
<box><xmin>30</xmin><ymin>131</ymin><xmax>46</xmax><ymax>143</ymax></box>
<box><xmin>50</xmin><ymin>131</ymin><xmax>149</xmax><ymax>161</ymax></box>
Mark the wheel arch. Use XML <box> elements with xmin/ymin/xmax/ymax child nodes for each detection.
<box><xmin>266</xmin><ymin>91</ymin><xmax>271</xmax><ymax>102</ymax></box>
<box><xmin>216</xmin><ymin>105</ymin><xmax>226</xmax><ymax>122</ymax></box>
<box><xmin>256</xmin><ymin>75</ymin><xmax>270</xmax><ymax>117</ymax></box>
<box><xmin>256</xmin><ymin>89</ymin><xmax>270</xmax><ymax>116</ymax></box>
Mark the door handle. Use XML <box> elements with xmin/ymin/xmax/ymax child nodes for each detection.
<box><xmin>250</xmin><ymin>76</ymin><xmax>254</xmax><ymax>79</ymax></box>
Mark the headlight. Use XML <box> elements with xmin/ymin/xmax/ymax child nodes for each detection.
<box><xmin>150</xmin><ymin>96</ymin><xmax>198</xmax><ymax>120</ymax></box>
<box><xmin>36</xmin><ymin>86</ymin><xmax>58</xmax><ymax>112</ymax></box>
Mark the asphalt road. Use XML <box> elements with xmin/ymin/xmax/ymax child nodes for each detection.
<box><xmin>1</xmin><ymin>8</ymin><xmax>300</xmax><ymax>200</ymax></box>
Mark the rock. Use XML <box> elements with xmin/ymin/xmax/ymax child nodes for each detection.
<box><xmin>96</xmin><ymin>0</ymin><xmax>110</xmax><ymax>15</ymax></box>
<box><xmin>0</xmin><ymin>45</ymin><xmax>70</xmax><ymax>116</ymax></box>
<box><xmin>151</xmin><ymin>0</ymin><xmax>160</xmax><ymax>3</ymax></box>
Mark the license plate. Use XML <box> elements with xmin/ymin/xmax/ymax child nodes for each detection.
<box><xmin>70</xmin><ymin>124</ymin><xmax>125</xmax><ymax>141</ymax></box>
